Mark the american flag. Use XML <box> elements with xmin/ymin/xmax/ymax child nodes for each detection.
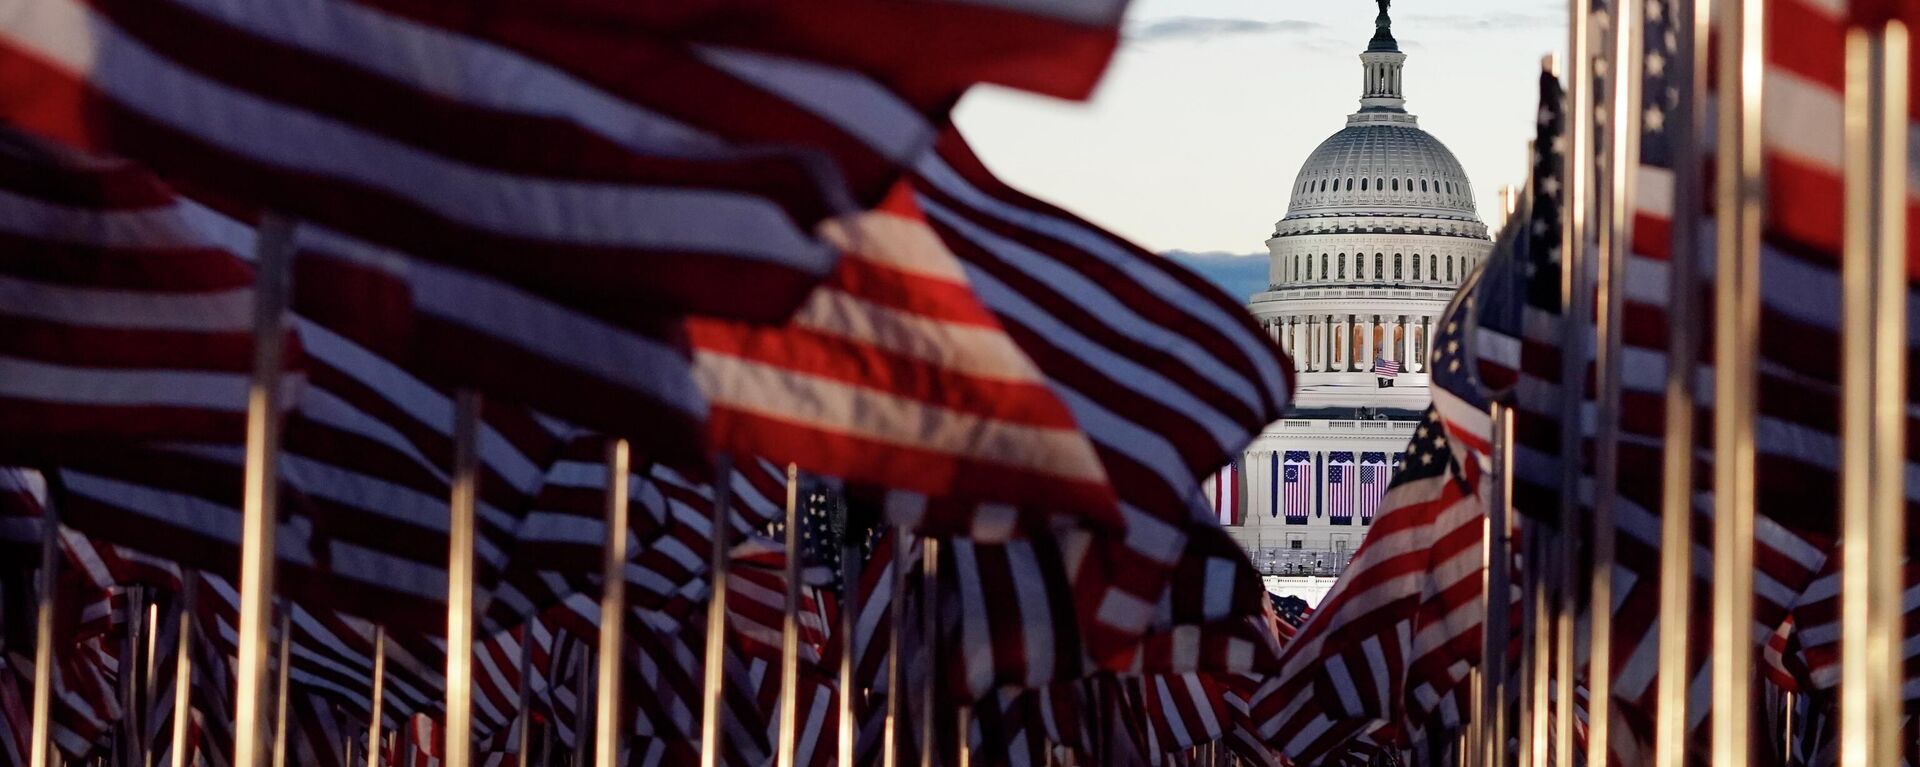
<box><xmin>1326</xmin><ymin>452</ymin><xmax>1355</xmax><ymax>524</ymax></box>
<box><xmin>1370</xmin><ymin>357</ymin><xmax>1401</xmax><ymax>378</ymax></box>
<box><xmin>1243</xmin><ymin>407</ymin><xmax>1487</xmax><ymax>762</ymax></box>
<box><xmin>1356</xmin><ymin>454</ymin><xmax>1389</xmax><ymax>526</ymax></box>
<box><xmin>1207</xmin><ymin>460</ymin><xmax>1243</xmax><ymax>526</ymax></box>
<box><xmin>1281</xmin><ymin>452</ymin><xmax>1312</xmax><ymax>524</ymax></box>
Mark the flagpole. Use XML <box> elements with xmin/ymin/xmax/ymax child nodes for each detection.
<box><xmin>1589</xmin><ymin>0</ymin><xmax>1643</xmax><ymax>762</ymax></box>
<box><xmin>234</xmin><ymin>213</ymin><xmax>296</xmax><ymax>767</ymax></box>
<box><xmin>446</xmin><ymin>390</ymin><xmax>483</xmax><ymax>767</ymax></box>
<box><xmin>271</xmin><ymin>610</ymin><xmax>292</xmax><ymax>767</ymax></box>
<box><xmin>573</xmin><ymin>652</ymin><xmax>593</xmax><ymax>767</ymax></box>
<box><xmin>366</xmin><ymin>626</ymin><xmax>385</xmax><ymax>767</ymax></box>
<box><xmin>837</xmin><ymin>507</ymin><xmax>860</xmax><ymax>767</ymax></box>
<box><xmin>1840</xmin><ymin>12</ymin><xmax>1910</xmax><ymax>767</ymax></box>
<box><xmin>1655</xmin><ymin>0</ymin><xmax>1708</xmax><ymax>765</ymax></box>
<box><xmin>883</xmin><ymin>527</ymin><xmax>911</xmax><ymax>767</ymax></box>
<box><xmin>1524</xmin><ymin>527</ymin><xmax>1552</xmax><ymax>767</ymax></box>
<box><xmin>918</xmin><ymin>539</ymin><xmax>939</xmax><ymax>767</ymax></box>
<box><xmin>515</xmin><ymin>623</ymin><xmax>532</xmax><ymax>767</ymax></box>
<box><xmin>1711</xmin><ymin>0</ymin><xmax>1765</xmax><ymax>762</ymax></box>
<box><xmin>698</xmin><ymin>456</ymin><xmax>735</xmax><ymax>767</ymax></box>
<box><xmin>170</xmin><ymin>577</ymin><xmax>197</xmax><ymax>767</ymax></box>
<box><xmin>776</xmin><ymin>463</ymin><xmax>801</xmax><ymax>767</ymax></box>
<box><xmin>1512</xmin><ymin>87</ymin><xmax>1549</xmax><ymax>767</ymax></box>
<box><xmin>1481</xmin><ymin>404</ymin><xmax>1514</xmax><ymax>767</ymax></box>
<box><xmin>594</xmin><ymin>439</ymin><xmax>630</xmax><ymax>767</ymax></box>
<box><xmin>120</xmin><ymin>587</ymin><xmax>147</xmax><ymax>767</ymax></box>
<box><xmin>1557</xmin><ymin>0</ymin><xmax>1597</xmax><ymax>763</ymax></box>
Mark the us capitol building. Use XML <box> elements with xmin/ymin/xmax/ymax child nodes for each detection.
<box><xmin>1205</xmin><ymin>4</ymin><xmax>1492</xmax><ymax>604</ymax></box>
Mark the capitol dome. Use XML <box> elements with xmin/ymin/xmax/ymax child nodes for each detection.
<box><xmin>1243</xmin><ymin>1</ymin><xmax>1493</xmax><ymax>411</ymax></box>
<box><xmin>1286</xmin><ymin>125</ymin><xmax>1479</xmax><ymax>221</ymax></box>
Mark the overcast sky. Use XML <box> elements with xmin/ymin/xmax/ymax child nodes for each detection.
<box><xmin>953</xmin><ymin>0</ymin><xmax>1565</xmax><ymax>255</ymax></box>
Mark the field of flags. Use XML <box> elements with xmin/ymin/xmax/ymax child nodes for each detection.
<box><xmin>3</xmin><ymin>0</ymin><xmax>1918</xmax><ymax>765</ymax></box>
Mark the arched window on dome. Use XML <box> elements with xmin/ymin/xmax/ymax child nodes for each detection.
<box><xmin>1375</xmin><ymin>253</ymin><xmax>1384</xmax><ymax>279</ymax></box>
<box><xmin>1321</xmin><ymin>253</ymin><xmax>1329</xmax><ymax>280</ymax></box>
<box><xmin>1360</xmin><ymin>178</ymin><xmax>1368</xmax><ymax>191</ymax></box>
<box><xmin>1420</xmin><ymin>179</ymin><xmax>1428</xmax><ymax>192</ymax></box>
<box><xmin>1446</xmin><ymin>256</ymin><xmax>1454</xmax><ymax>281</ymax></box>
<box><xmin>1412</xmin><ymin>254</ymin><xmax>1421</xmax><ymax>281</ymax></box>
<box><xmin>1391</xmin><ymin>178</ymin><xmax>1399</xmax><ymax>191</ymax></box>
<box><xmin>1406</xmin><ymin>178</ymin><xmax>1414</xmax><ymax>193</ymax></box>
<box><xmin>1394</xmin><ymin>253</ymin><xmax>1403</xmax><ymax>280</ymax></box>
<box><xmin>1375</xmin><ymin>177</ymin><xmax>1383</xmax><ymax>192</ymax></box>
<box><xmin>1346</xmin><ymin>178</ymin><xmax>1354</xmax><ymax>191</ymax></box>
<box><xmin>1431</xmin><ymin>255</ymin><xmax>1439</xmax><ymax>280</ymax></box>
<box><xmin>1337</xmin><ymin>254</ymin><xmax>1345</xmax><ymax>279</ymax></box>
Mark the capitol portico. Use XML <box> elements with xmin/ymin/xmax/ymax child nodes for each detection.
<box><xmin>1209</xmin><ymin>3</ymin><xmax>1492</xmax><ymax>601</ymax></box>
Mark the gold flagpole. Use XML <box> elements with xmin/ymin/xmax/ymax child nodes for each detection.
<box><xmin>515</xmin><ymin>623</ymin><xmax>532</xmax><ymax>767</ymax></box>
<box><xmin>171</xmin><ymin>577</ymin><xmax>197</xmax><ymax>767</ymax></box>
<box><xmin>918</xmin><ymin>540</ymin><xmax>939</xmax><ymax>767</ymax></box>
<box><xmin>698</xmin><ymin>457</ymin><xmax>735</xmax><ymax>767</ymax></box>
<box><xmin>956</xmin><ymin>706</ymin><xmax>972</xmax><ymax>767</ymax></box>
<box><xmin>1655</xmin><ymin>0</ymin><xmax>1708</xmax><ymax>764</ymax></box>
<box><xmin>234</xmin><ymin>214</ymin><xmax>296</xmax><ymax>767</ymax></box>
<box><xmin>1525</xmin><ymin>529</ymin><xmax>1552</xmax><ymax>767</ymax></box>
<box><xmin>1712</xmin><ymin>0</ymin><xmax>1765</xmax><ymax>762</ymax></box>
<box><xmin>366</xmin><ymin>627</ymin><xmax>385</xmax><ymax>767</ymax></box>
<box><xmin>837</xmin><ymin>513</ymin><xmax>860</xmax><ymax>767</ymax></box>
<box><xmin>594</xmin><ymin>439</ymin><xmax>630</xmax><ymax>767</ymax></box>
<box><xmin>776</xmin><ymin>464</ymin><xmax>801</xmax><ymax>767</ymax></box>
<box><xmin>1841</xmin><ymin>12</ymin><xmax>1910</xmax><ymax>767</ymax></box>
<box><xmin>271</xmin><ymin>610</ymin><xmax>292</xmax><ymax>767</ymax></box>
<box><xmin>1482</xmin><ymin>403</ymin><xmax>1514</xmax><ymax>767</ymax></box>
<box><xmin>1557</xmin><ymin>0</ymin><xmax>1596</xmax><ymax>763</ymax></box>
<box><xmin>882</xmin><ymin>527</ymin><xmax>912</xmax><ymax>767</ymax></box>
<box><xmin>446</xmin><ymin>390</ymin><xmax>483</xmax><ymax>767</ymax></box>
<box><xmin>1590</xmin><ymin>0</ymin><xmax>1644</xmax><ymax>762</ymax></box>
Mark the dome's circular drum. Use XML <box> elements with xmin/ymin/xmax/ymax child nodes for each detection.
<box><xmin>1285</xmin><ymin>124</ymin><xmax>1478</xmax><ymax>221</ymax></box>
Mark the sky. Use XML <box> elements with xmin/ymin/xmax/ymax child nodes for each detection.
<box><xmin>952</xmin><ymin>0</ymin><xmax>1565</xmax><ymax>257</ymax></box>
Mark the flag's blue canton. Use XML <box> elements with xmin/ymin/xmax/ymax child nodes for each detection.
<box><xmin>1525</xmin><ymin>69</ymin><xmax>1567</xmax><ymax>314</ymax></box>
<box><xmin>1329</xmin><ymin>466</ymin><xmax>1345</xmax><ymax>483</ymax></box>
<box><xmin>1390</xmin><ymin>409</ymin><xmax>1462</xmax><ymax>491</ymax></box>
<box><xmin>1641</xmin><ymin>0</ymin><xmax>1678</xmax><ymax>171</ymax></box>
<box><xmin>1432</xmin><ymin>285</ymin><xmax>1490</xmax><ymax>411</ymax></box>
<box><xmin>1361</xmin><ymin>466</ymin><xmax>1377</xmax><ymax>484</ymax></box>
<box><xmin>1285</xmin><ymin>466</ymin><xmax>1299</xmax><ymax>482</ymax></box>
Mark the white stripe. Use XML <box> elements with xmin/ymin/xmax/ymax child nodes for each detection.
<box><xmin>1</xmin><ymin>0</ymin><xmax>834</xmax><ymax>263</ymax></box>
<box><xmin>914</xmin><ymin>163</ymin><xmax>1286</xmax><ymax>409</ymax></box>
<box><xmin>0</xmin><ymin>274</ymin><xmax>251</xmax><ymax>332</ymax></box>
<box><xmin>789</xmin><ymin>286</ymin><xmax>1050</xmax><ymax>384</ymax></box>
<box><xmin>698</xmin><ymin>45</ymin><xmax>928</xmax><ymax>166</ymax></box>
<box><xmin>695</xmin><ymin>351</ymin><xmax>1107</xmax><ymax>481</ymax></box>
<box><xmin>0</xmin><ymin>357</ymin><xmax>261</xmax><ymax>410</ymax></box>
<box><xmin>922</xmin><ymin>191</ymin><xmax>1268</xmax><ymax>429</ymax></box>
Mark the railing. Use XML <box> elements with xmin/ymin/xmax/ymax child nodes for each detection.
<box><xmin>1246</xmin><ymin>548</ymin><xmax>1357</xmax><ymax>578</ymax></box>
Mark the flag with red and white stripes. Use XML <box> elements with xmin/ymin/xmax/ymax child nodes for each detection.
<box><xmin>688</xmin><ymin>182</ymin><xmax>1115</xmax><ymax>521</ymax></box>
<box><xmin>1356</xmin><ymin>454</ymin><xmax>1389</xmax><ymax>526</ymax></box>
<box><xmin>1326</xmin><ymin>452</ymin><xmax>1355</xmax><ymax>525</ymax></box>
<box><xmin>909</xmin><ymin>130</ymin><xmax>1295</xmax><ymax>536</ymax></box>
<box><xmin>1205</xmin><ymin>460</ymin><xmax>1242</xmax><ymax>526</ymax></box>
<box><xmin>0</xmin><ymin>0</ymin><xmax>919</xmax><ymax>324</ymax></box>
<box><xmin>1281</xmin><ymin>452</ymin><xmax>1313</xmax><ymax>525</ymax></box>
<box><xmin>1243</xmin><ymin>407</ymin><xmax>1486</xmax><ymax>762</ymax></box>
<box><xmin>0</xmin><ymin>131</ymin><xmax>304</xmax><ymax>455</ymax></box>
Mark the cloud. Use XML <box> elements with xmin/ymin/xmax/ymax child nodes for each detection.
<box><xmin>1401</xmin><ymin>9</ymin><xmax>1563</xmax><ymax>33</ymax></box>
<box><xmin>1162</xmin><ymin>250</ymin><xmax>1271</xmax><ymax>302</ymax></box>
<box><xmin>1126</xmin><ymin>17</ymin><xmax>1324</xmax><ymax>44</ymax></box>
